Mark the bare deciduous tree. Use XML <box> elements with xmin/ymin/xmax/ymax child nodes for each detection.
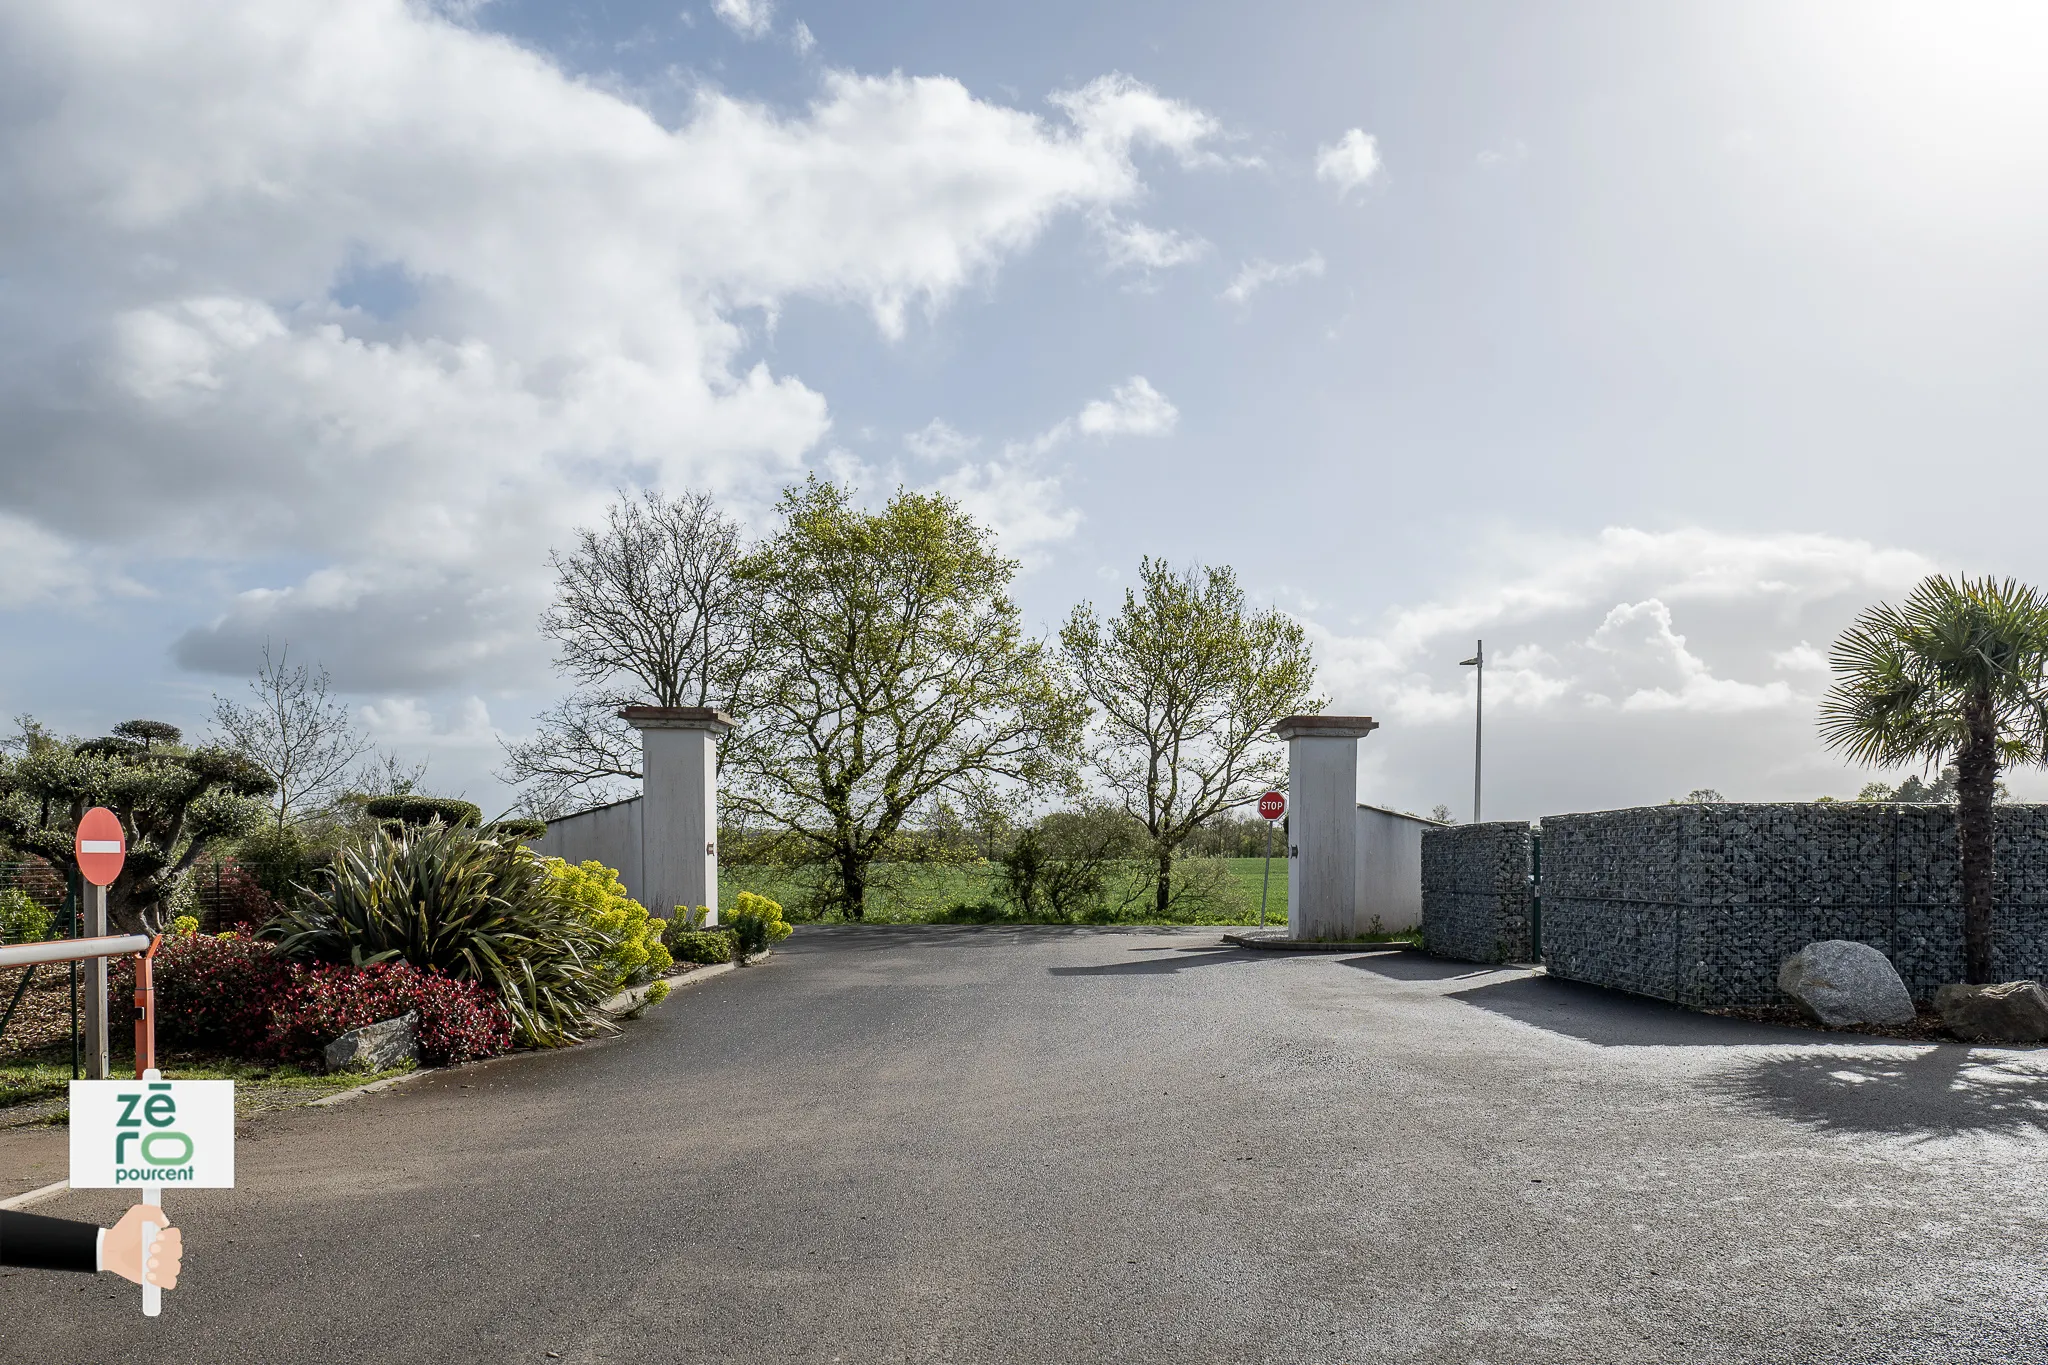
<box><xmin>211</xmin><ymin>642</ymin><xmax>369</xmax><ymax>827</ymax></box>
<box><xmin>503</xmin><ymin>489</ymin><xmax>758</xmax><ymax>814</ymax></box>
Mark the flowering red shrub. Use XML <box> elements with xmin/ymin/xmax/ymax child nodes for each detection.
<box><xmin>114</xmin><ymin>937</ymin><xmax>512</xmax><ymax>1066</ymax></box>
<box><xmin>268</xmin><ymin>960</ymin><xmax>513</xmax><ymax>1066</ymax></box>
<box><xmin>111</xmin><ymin>933</ymin><xmax>286</xmax><ymax>1057</ymax></box>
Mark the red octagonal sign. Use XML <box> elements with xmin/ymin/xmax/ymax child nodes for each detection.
<box><xmin>1256</xmin><ymin>790</ymin><xmax>1287</xmax><ymax>822</ymax></box>
<box><xmin>74</xmin><ymin>806</ymin><xmax>125</xmax><ymax>887</ymax></box>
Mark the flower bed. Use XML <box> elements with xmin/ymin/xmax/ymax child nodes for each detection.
<box><xmin>107</xmin><ymin>933</ymin><xmax>513</xmax><ymax>1067</ymax></box>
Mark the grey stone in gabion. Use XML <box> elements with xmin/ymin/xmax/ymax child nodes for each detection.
<box><xmin>1777</xmin><ymin>941</ymin><xmax>1915</xmax><ymax>1027</ymax></box>
<box><xmin>324</xmin><ymin>1010</ymin><xmax>421</xmax><ymax>1073</ymax></box>
<box><xmin>1934</xmin><ymin>981</ymin><xmax>2048</xmax><ymax>1044</ymax></box>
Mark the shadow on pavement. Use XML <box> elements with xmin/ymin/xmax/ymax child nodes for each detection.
<box><xmin>1339</xmin><ymin>953</ymin><xmax>1521</xmax><ymax>983</ymax></box>
<box><xmin>1048</xmin><ymin>945</ymin><xmax>1255</xmax><ymax>976</ymax></box>
<box><xmin>1702</xmin><ymin>1047</ymin><xmax>2048</xmax><ymax>1139</ymax></box>
<box><xmin>1442</xmin><ymin>974</ymin><xmax>1822</xmax><ymax>1047</ymax></box>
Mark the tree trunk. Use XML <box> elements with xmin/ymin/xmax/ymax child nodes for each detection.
<box><xmin>840</xmin><ymin>852</ymin><xmax>867</xmax><ymax>921</ymax></box>
<box><xmin>1956</xmin><ymin>691</ymin><xmax>2000</xmax><ymax>984</ymax></box>
<box><xmin>1154</xmin><ymin>847</ymin><xmax>1172</xmax><ymax>918</ymax></box>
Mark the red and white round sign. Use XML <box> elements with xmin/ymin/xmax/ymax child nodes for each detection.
<box><xmin>1256</xmin><ymin>790</ymin><xmax>1287</xmax><ymax>822</ymax></box>
<box><xmin>74</xmin><ymin>806</ymin><xmax>125</xmax><ymax>887</ymax></box>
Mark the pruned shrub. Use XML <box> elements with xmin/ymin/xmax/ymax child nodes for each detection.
<box><xmin>268</xmin><ymin>960</ymin><xmax>512</xmax><ymax>1066</ymax></box>
<box><xmin>665</xmin><ymin>928</ymin><xmax>736</xmax><ymax>965</ymax></box>
<box><xmin>485</xmin><ymin>817</ymin><xmax>548</xmax><ymax>841</ymax></box>
<box><xmin>111</xmin><ymin>934</ymin><xmax>287</xmax><ymax>1056</ymax></box>
<box><xmin>266</xmin><ymin>822</ymin><xmax>615</xmax><ymax>1047</ymax></box>
<box><xmin>0</xmin><ymin>887</ymin><xmax>53</xmax><ymax>945</ymax></box>
<box><xmin>363</xmin><ymin>795</ymin><xmax>483</xmax><ymax>829</ymax></box>
<box><xmin>726</xmin><ymin>891</ymin><xmax>791</xmax><ymax>962</ymax></box>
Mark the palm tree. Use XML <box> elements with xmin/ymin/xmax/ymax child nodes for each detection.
<box><xmin>1818</xmin><ymin>576</ymin><xmax>2048</xmax><ymax>983</ymax></box>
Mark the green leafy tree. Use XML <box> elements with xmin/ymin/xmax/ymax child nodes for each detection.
<box><xmin>1819</xmin><ymin>576</ymin><xmax>2048</xmax><ymax>983</ymax></box>
<box><xmin>0</xmin><ymin>719</ymin><xmax>275</xmax><ymax>931</ymax></box>
<box><xmin>1061</xmin><ymin>557</ymin><xmax>1323</xmax><ymax>916</ymax></box>
<box><xmin>727</xmin><ymin>479</ymin><xmax>1085</xmax><ymax>919</ymax></box>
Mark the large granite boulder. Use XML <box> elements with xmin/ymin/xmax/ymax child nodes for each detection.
<box><xmin>324</xmin><ymin>1011</ymin><xmax>421</xmax><ymax>1073</ymax></box>
<box><xmin>1777</xmin><ymin>941</ymin><xmax>1915</xmax><ymax>1027</ymax></box>
<box><xmin>1934</xmin><ymin>982</ymin><xmax>2048</xmax><ymax>1044</ymax></box>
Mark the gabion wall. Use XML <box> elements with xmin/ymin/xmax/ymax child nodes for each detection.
<box><xmin>1540</xmin><ymin>803</ymin><xmax>2048</xmax><ymax>1005</ymax></box>
<box><xmin>1421</xmin><ymin>822</ymin><xmax>1535</xmax><ymax>964</ymax></box>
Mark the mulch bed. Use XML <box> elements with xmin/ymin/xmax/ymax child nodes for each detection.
<box><xmin>0</xmin><ymin>965</ymin><xmax>88</xmax><ymax>1060</ymax></box>
<box><xmin>1700</xmin><ymin>1002</ymin><xmax>2040</xmax><ymax>1047</ymax></box>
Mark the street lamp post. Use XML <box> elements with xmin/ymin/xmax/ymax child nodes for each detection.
<box><xmin>1459</xmin><ymin>640</ymin><xmax>1483</xmax><ymax>823</ymax></box>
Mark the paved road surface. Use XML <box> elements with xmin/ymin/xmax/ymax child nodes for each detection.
<box><xmin>5</xmin><ymin>926</ymin><xmax>2046</xmax><ymax>1363</ymax></box>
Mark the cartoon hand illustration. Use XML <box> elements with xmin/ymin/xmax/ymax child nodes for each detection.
<box><xmin>102</xmin><ymin>1204</ymin><xmax>182</xmax><ymax>1289</ymax></box>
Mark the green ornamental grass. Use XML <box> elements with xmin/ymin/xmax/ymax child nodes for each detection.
<box><xmin>265</xmin><ymin>822</ymin><xmax>619</xmax><ymax>1048</ymax></box>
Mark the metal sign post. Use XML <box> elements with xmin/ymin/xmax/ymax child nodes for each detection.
<box><xmin>1256</xmin><ymin>790</ymin><xmax>1288</xmax><ymax>929</ymax></box>
<box><xmin>74</xmin><ymin>807</ymin><xmax>126</xmax><ymax>1080</ymax></box>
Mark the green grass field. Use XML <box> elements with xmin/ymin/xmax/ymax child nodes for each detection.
<box><xmin>719</xmin><ymin>856</ymin><xmax>1294</xmax><ymax>926</ymax></box>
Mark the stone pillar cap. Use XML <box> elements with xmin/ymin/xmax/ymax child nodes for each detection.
<box><xmin>1273</xmin><ymin>714</ymin><xmax>1379</xmax><ymax>740</ymax></box>
<box><xmin>617</xmin><ymin>706</ymin><xmax>735</xmax><ymax>734</ymax></box>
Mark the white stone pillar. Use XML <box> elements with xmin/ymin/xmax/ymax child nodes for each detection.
<box><xmin>1275</xmin><ymin>715</ymin><xmax>1380</xmax><ymax>941</ymax></box>
<box><xmin>620</xmin><ymin>707</ymin><xmax>733</xmax><ymax>925</ymax></box>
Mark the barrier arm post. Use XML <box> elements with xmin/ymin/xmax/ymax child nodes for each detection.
<box><xmin>133</xmin><ymin>934</ymin><xmax>164</xmax><ymax>1316</ymax></box>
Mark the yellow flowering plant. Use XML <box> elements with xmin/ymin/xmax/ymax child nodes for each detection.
<box><xmin>541</xmin><ymin>858</ymin><xmax>673</xmax><ymax>987</ymax></box>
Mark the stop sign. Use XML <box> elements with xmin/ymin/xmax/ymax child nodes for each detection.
<box><xmin>1256</xmin><ymin>790</ymin><xmax>1287</xmax><ymax>821</ymax></box>
<box><xmin>74</xmin><ymin>806</ymin><xmax>126</xmax><ymax>887</ymax></box>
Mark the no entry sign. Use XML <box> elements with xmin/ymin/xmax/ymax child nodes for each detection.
<box><xmin>75</xmin><ymin>806</ymin><xmax>126</xmax><ymax>887</ymax></box>
<box><xmin>1256</xmin><ymin>790</ymin><xmax>1287</xmax><ymax>821</ymax></box>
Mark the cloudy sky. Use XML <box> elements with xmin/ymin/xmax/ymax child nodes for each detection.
<box><xmin>5</xmin><ymin>0</ymin><xmax>2048</xmax><ymax>820</ymax></box>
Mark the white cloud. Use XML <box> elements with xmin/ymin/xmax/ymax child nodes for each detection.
<box><xmin>1094</xmin><ymin>214</ymin><xmax>1209</xmax><ymax>272</ymax></box>
<box><xmin>1303</xmin><ymin>528</ymin><xmax>1943</xmax><ymax>813</ymax></box>
<box><xmin>901</xmin><ymin>376</ymin><xmax>1179</xmax><ymax>559</ymax></box>
<box><xmin>1771</xmin><ymin>641</ymin><xmax>1830</xmax><ymax>672</ymax></box>
<box><xmin>1221</xmin><ymin>252</ymin><xmax>1326</xmax><ymax>304</ymax></box>
<box><xmin>361</xmin><ymin>695</ymin><xmax>500</xmax><ymax>748</ymax></box>
<box><xmin>1050</xmin><ymin>74</ymin><xmax>1221</xmax><ymax>169</ymax></box>
<box><xmin>933</xmin><ymin>459</ymin><xmax>1082</xmax><ymax>556</ymax></box>
<box><xmin>903</xmin><ymin>419</ymin><xmax>977</xmax><ymax>462</ymax></box>
<box><xmin>0</xmin><ymin>512</ymin><xmax>145</xmax><ymax>608</ymax></box>
<box><xmin>1314</xmin><ymin>128</ymin><xmax>1382</xmax><ymax>197</ymax></box>
<box><xmin>712</xmin><ymin>0</ymin><xmax>775</xmax><ymax>39</ymax></box>
<box><xmin>790</xmin><ymin>19</ymin><xmax>815</xmax><ymax>54</ymax></box>
<box><xmin>0</xmin><ymin>2</ymin><xmax>1219</xmax><ymax>688</ymax></box>
<box><xmin>1075</xmin><ymin>376</ymin><xmax>1177</xmax><ymax>438</ymax></box>
<box><xmin>1588</xmin><ymin>600</ymin><xmax>1798</xmax><ymax>714</ymax></box>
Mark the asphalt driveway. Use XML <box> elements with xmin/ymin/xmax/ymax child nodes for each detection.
<box><xmin>4</xmin><ymin>925</ymin><xmax>2045</xmax><ymax>1363</ymax></box>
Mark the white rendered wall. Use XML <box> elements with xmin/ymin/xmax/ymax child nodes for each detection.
<box><xmin>640</xmin><ymin>725</ymin><xmax>720</xmax><ymax>922</ymax></box>
<box><xmin>536</xmin><ymin>797</ymin><xmax>645</xmax><ymax>903</ymax></box>
<box><xmin>1354</xmin><ymin>804</ymin><xmax>1432</xmax><ymax>933</ymax></box>
<box><xmin>1287</xmin><ymin>736</ymin><xmax>1361</xmax><ymax>940</ymax></box>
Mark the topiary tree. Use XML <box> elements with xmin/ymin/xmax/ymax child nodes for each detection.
<box><xmin>363</xmin><ymin>795</ymin><xmax>483</xmax><ymax>828</ymax></box>
<box><xmin>0</xmin><ymin>718</ymin><xmax>275</xmax><ymax>931</ymax></box>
